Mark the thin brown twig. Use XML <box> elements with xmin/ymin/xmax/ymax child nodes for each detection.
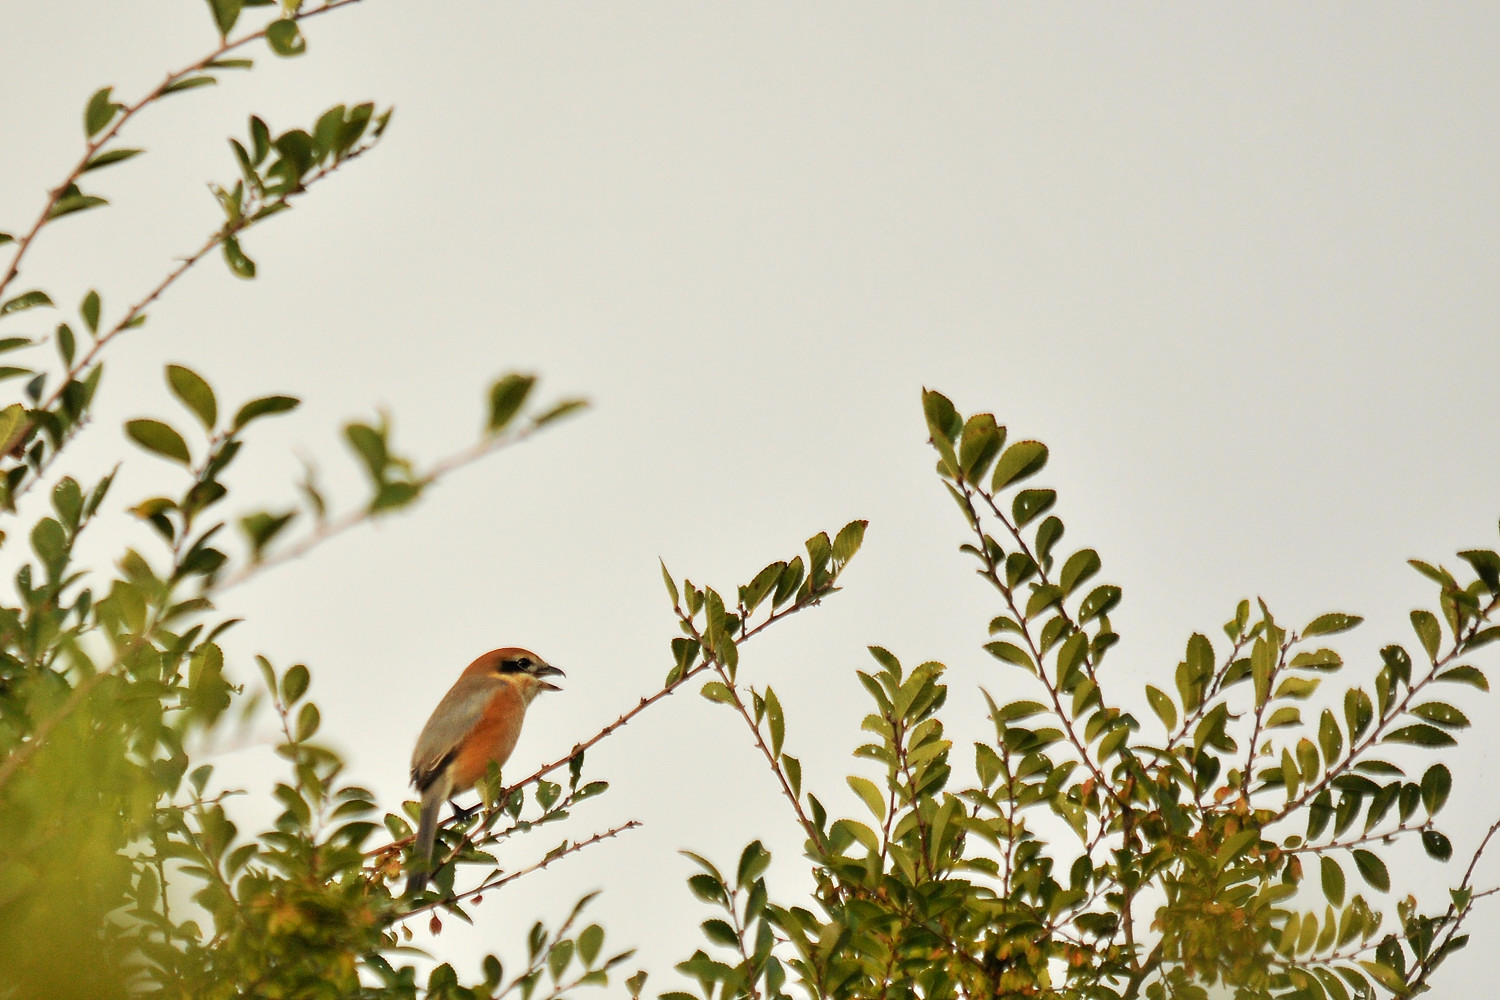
<box><xmin>400</xmin><ymin>821</ymin><xmax>640</xmax><ymax>919</ymax></box>
<box><xmin>1273</xmin><ymin>595</ymin><xmax>1500</xmax><ymax>823</ymax></box>
<box><xmin>1409</xmin><ymin>815</ymin><xmax>1500</xmax><ymax>990</ymax></box>
<box><xmin>217</xmin><ymin>414</ymin><xmax>547</xmax><ymax>592</ymax></box>
<box><xmin>370</xmin><ymin>587</ymin><xmax>829</xmax><ymax>857</ymax></box>
<box><xmin>1</xmin><ymin>406</ymin><xmax>551</xmax><ymax>792</ymax></box>
<box><xmin>0</xmin><ymin>0</ymin><xmax>367</xmax><ymax>305</ymax></box>
<box><xmin>3</xmin><ymin>140</ymin><xmax>381</xmax><ymax>480</ymax></box>
<box><xmin>958</xmin><ymin>482</ymin><xmax>1120</xmax><ymax>808</ymax></box>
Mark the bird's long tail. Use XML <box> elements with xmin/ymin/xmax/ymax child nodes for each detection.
<box><xmin>405</xmin><ymin>785</ymin><xmax>443</xmax><ymax>896</ymax></box>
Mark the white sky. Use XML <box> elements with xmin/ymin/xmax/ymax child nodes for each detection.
<box><xmin>4</xmin><ymin>1</ymin><xmax>1500</xmax><ymax>994</ymax></box>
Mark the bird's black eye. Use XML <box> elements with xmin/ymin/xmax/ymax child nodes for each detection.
<box><xmin>512</xmin><ymin>656</ymin><xmax>533</xmax><ymax>671</ymax></box>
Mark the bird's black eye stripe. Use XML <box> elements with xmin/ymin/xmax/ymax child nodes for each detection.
<box><xmin>499</xmin><ymin>656</ymin><xmax>534</xmax><ymax>673</ymax></box>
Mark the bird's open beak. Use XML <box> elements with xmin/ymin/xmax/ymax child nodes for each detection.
<box><xmin>535</xmin><ymin>663</ymin><xmax>565</xmax><ymax>691</ymax></box>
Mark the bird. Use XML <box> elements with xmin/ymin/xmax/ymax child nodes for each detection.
<box><xmin>404</xmin><ymin>647</ymin><xmax>564</xmax><ymax>895</ymax></box>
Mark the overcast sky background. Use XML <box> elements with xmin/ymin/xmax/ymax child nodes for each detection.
<box><xmin>5</xmin><ymin>1</ymin><xmax>1500</xmax><ymax>993</ymax></box>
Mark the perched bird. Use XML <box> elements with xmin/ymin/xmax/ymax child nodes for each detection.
<box><xmin>405</xmin><ymin>647</ymin><xmax>564</xmax><ymax>895</ymax></box>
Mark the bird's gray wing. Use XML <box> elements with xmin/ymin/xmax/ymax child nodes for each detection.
<box><xmin>410</xmin><ymin>675</ymin><xmax>496</xmax><ymax>790</ymax></box>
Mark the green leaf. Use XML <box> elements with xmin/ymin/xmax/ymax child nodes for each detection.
<box><xmin>660</xmin><ymin>559</ymin><xmax>680</xmax><ymax>606</ymax></box>
<box><xmin>1434</xmin><ymin>664</ymin><xmax>1488</xmax><ymax>690</ymax></box>
<box><xmin>240</xmin><ymin>510</ymin><xmax>295</xmax><ymax>558</ymax></box>
<box><xmin>1351</xmin><ymin>849</ymin><xmax>1390</xmax><ymax>892</ymax></box>
<box><xmin>735</xmin><ymin>840</ymin><xmax>770</xmax><ymax>889</ymax></box>
<box><xmin>48</xmin><ymin>186</ymin><xmax>108</xmax><ymax>219</ymax></box>
<box><xmin>1420</xmin><ymin>763</ymin><xmax>1452</xmax><ymax>815</ymax></box>
<box><xmin>533</xmin><ymin>398</ymin><xmax>587</xmax><ymax>426</ymax></box>
<box><xmin>1266</xmin><ymin>706</ymin><xmax>1301</xmax><ymax>728</ymax></box>
<box><xmin>1145</xmin><ymin>685</ymin><xmax>1177</xmax><ymax>731</ymax></box>
<box><xmin>1410</xmin><ymin>610</ymin><xmax>1441</xmax><ymax>661</ymax></box>
<box><xmin>206</xmin><ymin>0</ymin><xmax>243</xmax><ymax>37</ymax></box>
<box><xmin>0</xmin><ymin>233</ymin><xmax>12</xmax><ymax>246</ymax></box>
<box><xmin>699</xmin><ymin>681</ymin><xmax>735</xmax><ymax>705</ymax></box>
<box><xmin>1079</xmin><ymin>584</ymin><xmax>1121</xmax><ymax>621</ymax></box>
<box><xmin>266</xmin><ymin>18</ymin><xmax>306</xmax><ymax>56</ymax></box>
<box><xmin>1011</xmin><ymin>488</ymin><xmax>1056</xmax><ymax>527</ymax></box>
<box><xmin>1422</xmin><ymin>829</ymin><xmax>1452</xmax><ymax>861</ymax></box>
<box><xmin>1320</xmin><ymin>856</ymin><xmax>1345</xmax><ymax>906</ymax></box>
<box><xmin>1303</xmin><ymin>612</ymin><xmax>1363</xmax><ymax>637</ymax></box>
<box><xmin>1358</xmin><ymin>962</ymin><xmax>1407</xmax><ymax>994</ymax></box>
<box><xmin>991</xmin><ymin>440</ymin><xmax>1048</xmax><ymax>491</ymax></box>
<box><xmin>282</xmin><ymin>663</ymin><xmax>310</xmax><ymax>703</ymax></box>
<box><xmin>921</xmin><ymin>388</ymin><xmax>961</xmax><ymax>443</ymax></box>
<box><xmin>1409</xmin><ymin>701</ymin><xmax>1469</xmax><ymax>729</ymax></box>
<box><xmin>82</xmin><ymin>147</ymin><xmax>144</xmax><ymax>174</ymax></box>
<box><xmin>1383</xmin><ymin>723</ymin><xmax>1456</xmax><ymax>747</ymax></box>
<box><xmin>832</xmin><ymin>519</ymin><xmax>866</xmax><ymax>564</ymax></box>
<box><xmin>847</xmin><ymin>775</ymin><xmax>885</xmax><ymax>820</ymax></box>
<box><xmin>1059</xmin><ymin>548</ymin><xmax>1100</xmax><ymax>594</ymax></box>
<box><xmin>577</xmin><ymin>924</ymin><xmax>604</xmax><ymax>967</ymax></box>
<box><xmin>222</xmin><ymin>234</ymin><xmax>256</xmax><ymax>278</ymax></box>
<box><xmin>0</xmin><ymin>290</ymin><xmax>54</xmax><ymax>317</ymax></box>
<box><xmin>984</xmin><ymin>641</ymin><xmax>1034</xmax><ymax>670</ymax></box>
<box><xmin>55</xmin><ymin>324</ymin><xmax>74</xmax><ymax>367</ymax></box>
<box><xmin>84</xmin><ymin>86</ymin><xmax>119</xmax><ymax>137</ymax></box>
<box><xmin>233</xmin><ymin>394</ymin><xmax>299</xmax><ymax>429</ymax></box>
<box><xmin>80</xmin><ymin>290</ymin><xmax>101</xmax><ymax>334</ymax></box>
<box><xmin>1459</xmin><ymin>549</ymin><xmax>1500</xmax><ymax>593</ymax></box>
<box><xmin>167</xmin><ymin>365</ymin><xmax>217</xmax><ymax>429</ymax></box>
<box><xmin>295</xmin><ymin>702</ymin><xmax>319</xmax><ymax>740</ymax></box>
<box><xmin>161</xmin><ymin>75</ymin><xmax>217</xmax><ymax>95</ymax></box>
<box><xmin>487</xmin><ymin>373</ymin><xmax>536</xmax><ymax>432</ymax></box>
<box><xmin>958</xmin><ymin>412</ymin><xmax>1004</xmax><ymax>482</ymax></box>
<box><xmin>764</xmin><ymin>686</ymin><xmax>785</xmax><ymax>758</ymax></box>
<box><xmin>922</xmin><ymin>389</ymin><xmax>961</xmax><ymax>477</ymax></box>
<box><xmin>125</xmin><ymin>419</ymin><xmax>191</xmax><ymax>465</ymax></box>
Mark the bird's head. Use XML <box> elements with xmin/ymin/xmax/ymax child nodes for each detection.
<box><xmin>464</xmin><ymin>647</ymin><xmax>565</xmax><ymax>697</ymax></box>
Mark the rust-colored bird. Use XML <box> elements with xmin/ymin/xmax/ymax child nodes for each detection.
<box><xmin>405</xmin><ymin>647</ymin><xmax>564</xmax><ymax>895</ymax></box>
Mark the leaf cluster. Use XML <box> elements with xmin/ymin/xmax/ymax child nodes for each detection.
<box><xmin>664</xmin><ymin>390</ymin><xmax>1500</xmax><ymax>1000</ymax></box>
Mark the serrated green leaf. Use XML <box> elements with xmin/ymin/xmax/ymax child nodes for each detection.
<box><xmin>991</xmin><ymin>440</ymin><xmax>1048</xmax><ymax>491</ymax></box>
<box><xmin>1409</xmin><ymin>701</ymin><xmax>1469</xmax><ymax>729</ymax></box>
<box><xmin>1421</xmin><ymin>763</ymin><xmax>1452</xmax><ymax>815</ymax></box>
<box><xmin>1422</xmin><ymin>829</ymin><xmax>1452</xmax><ymax>861</ymax></box>
<box><xmin>1145</xmin><ymin>685</ymin><xmax>1176</xmax><ymax>731</ymax></box>
<box><xmin>1303</xmin><ymin>612</ymin><xmax>1363</xmax><ymax>637</ymax></box>
<box><xmin>699</xmin><ymin>681</ymin><xmax>735</xmax><ymax>705</ymax></box>
<box><xmin>1352</xmin><ymin>849</ymin><xmax>1389</xmax><ymax>892</ymax></box>
<box><xmin>1320</xmin><ymin>856</ymin><xmax>1345</xmax><ymax>905</ymax></box>
<box><xmin>832</xmin><ymin>519</ymin><xmax>867</xmax><ymax>564</ymax></box>
<box><xmin>847</xmin><ymin>775</ymin><xmax>885</xmax><ymax>821</ymax></box>
<box><xmin>1383</xmin><ymin>723</ymin><xmax>1456</xmax><ymax>747</ymax></box>
<box><xmin>1434</xmin><ymin>664</ymin><xmax>1487</xmax><ymax>690</ymax></box>
<box><xmin>1410</xmin><ymin>609</ymin><xmax>1441</xmax><ymax>661</ymax></box>
<box><xmin>1012</xmin><ymin>488</ymin><xmax>1056</xmax><ymax>527</ymax></box>
<box><xmin>1059</xmin><ymin>548</ymin><xmax>1100</xmax><ymax>595</ymax></box>
<box><xmin>984</xmin><ymin>641</ymin><xmax>1033</xmax><ymax>670</ymax></box>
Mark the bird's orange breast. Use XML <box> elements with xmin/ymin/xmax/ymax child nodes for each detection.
<box><xmin>450</xmin><ymin>682</ymin><xmax>528</xmax><ymax>792</ymax></box>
